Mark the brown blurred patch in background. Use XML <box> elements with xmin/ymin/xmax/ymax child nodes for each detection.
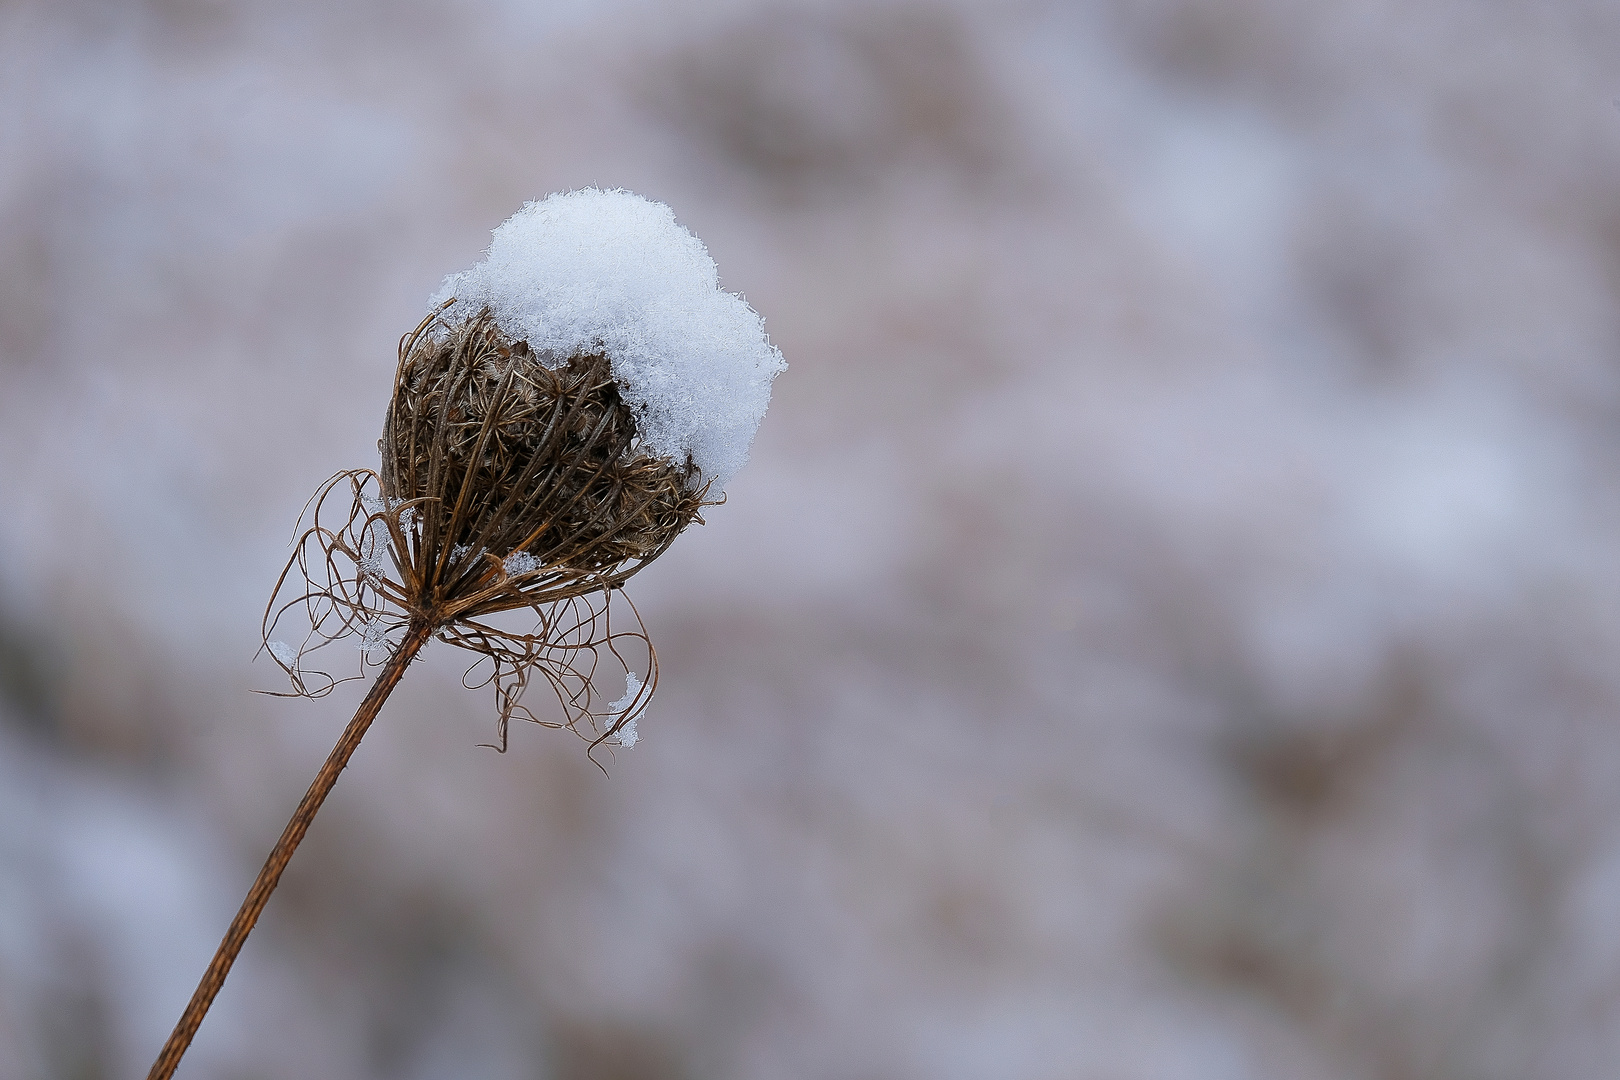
<box><xmin>3</xmin><ymin>0</ymin><xmax>1620</xmax><ymax>1077</ymax></box>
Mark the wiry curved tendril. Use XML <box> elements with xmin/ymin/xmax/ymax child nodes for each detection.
<box><xmin>261</xmin><ymin>469</ymin><xmax>657</xmax><ymax>762</ymax></box>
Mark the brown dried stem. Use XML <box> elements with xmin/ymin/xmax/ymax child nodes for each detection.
<box><xmin>147</xmin><ymin>618</ymin><xmax>434</xmax><ymax>1080</ymax></box>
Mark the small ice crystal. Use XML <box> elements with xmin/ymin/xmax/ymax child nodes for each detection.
<box><xmin>612</xmin><ymin>715</ymin><xmax>638</xmax><ymax>748</ymax></box>
<box><xmin>604</xmin><ymin>671</ymin><xmax>645</xmax><ymax>748</ymax></box>
<box><xmin>503</xmin><ymin>551</ymin><xmax>541</xmax><ymax>576</ymax></box>
<box><xmin>268</xmin><ymin>640</ymin><xmax>296</xmax><ymax>667</ymax></box>
<box><xmin>356</xmin><ymin>618</ymin><xmax>391</xmax><ymax>653</ymax></box>
<box><xmin>356</xmin><ymin>498</ymin><xmax>392</xmax><ymax>581</ymax></box>
<box><xmin>358</xmin><ymin>534</ymin><xmax>388</xmax><ymax>581</ymax></box>
<box><xmin>431</xmin><ymin>189</ymin><xmax>786</xmax><ymax>493</ymax></box>
<box><xmin>361</xmin><ymin>493</ymin><xmax>416</xmax><ymax>532</ymax></box>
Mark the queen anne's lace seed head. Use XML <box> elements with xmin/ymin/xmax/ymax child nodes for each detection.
<box><xmin>263</xmin><ymin>190</ymin><xmax>783</xmax><ymax>759</ymax></box>
<box><xmin>166</xmin><ymin>188</ymin><xmax>786</xmax><ymax>1079</ymax></box>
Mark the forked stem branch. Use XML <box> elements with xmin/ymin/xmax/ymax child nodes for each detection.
<box><xmin>147</xmin><ymin>618</ymin><xmax>436</xmax><ymax>1080</ymax></box>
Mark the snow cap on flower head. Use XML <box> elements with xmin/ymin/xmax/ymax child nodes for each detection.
<box><xmin>432</xmin><ymin>188</ymin><xmax>786</xmax><ymax>492</ymax></box>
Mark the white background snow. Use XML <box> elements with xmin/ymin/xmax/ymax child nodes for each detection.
<box><xmin>1</xmin><ymin>0</ymin><xmax>1620</xmax><ymax>1077</ymax></box>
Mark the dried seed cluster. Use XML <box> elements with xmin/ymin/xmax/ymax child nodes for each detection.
<box><xmin>264</xmin><ymin>306</ymin><xmax>717</xmax><ymax>749</ymax></box>
<box><xmin>381</xmin><ymin>308</ymin><xmax>711</xmax><ymax>622</ymax></box>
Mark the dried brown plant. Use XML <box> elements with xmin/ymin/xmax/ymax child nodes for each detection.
<box><xmin>148</xmin><ymin>304</ymin><xmax>717</xmax><ymax>1079</ymax></box>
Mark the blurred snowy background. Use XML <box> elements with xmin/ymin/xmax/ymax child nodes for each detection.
<box><xmin>3</xmin><ymin>0</ymin><xmax>1620</xmax><ymax>1076</ymax></box>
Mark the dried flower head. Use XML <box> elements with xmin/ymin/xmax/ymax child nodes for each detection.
<box><xmin>262</xmin><ymin>189</ymin><xmax>784</xmax><ymax>753</ymax></box>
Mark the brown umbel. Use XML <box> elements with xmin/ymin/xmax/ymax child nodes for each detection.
<box><xmin>383</xmin><ymin>310</ymin><xmax>706</xmax><ymax>586</ymax></box>
<box><xmin>147</xmin><ymin>308</ymin><xmax>711</xmax><ymax>1078</ymax></box>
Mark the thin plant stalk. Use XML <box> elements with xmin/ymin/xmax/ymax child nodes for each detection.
<box><xmin>146</xmin><ymin>618</ymin><xmax>435</xmax><ymax>1080</ymax></box>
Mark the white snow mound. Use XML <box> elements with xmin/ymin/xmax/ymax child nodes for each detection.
<box><xmin>431</xmin><ymin>189</ymin><xmax>785</xmax><ymax>492</ymax></box>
